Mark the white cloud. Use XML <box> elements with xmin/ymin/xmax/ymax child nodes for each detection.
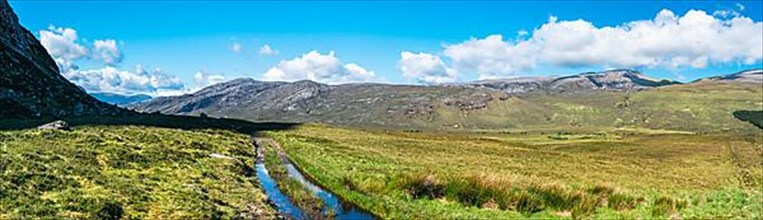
<box><xmin>230</xmin><ymin>42</ymin><xmax>242</xmax><ymax>54</ymax></box>
<box><xmin>39</xmin><ymin>26</ymin><xmax>89</xmax><ymax>72</ymax></box>
<box><xmin>736</xmin><ymin>3</ymin><xmax>745</xmax><ymax>11</ymax></box>
<box><xmin>259</xmin><ymin>44</ymin><xmax>278</xmax><ymax>56</ymax></box>
<box><xmin>443</xmin><ymin>35</ymin><xmax>536</xmax><ymax>79</ymax></box>
<box><xmin>63</xmin><ymin>65</ymin><xmax>184</xmax><ymax>95</ymax></box>
<box><xmin>39</xmin><ymin>26</ymin><xmax>130</xmax><ymax>71</ymax></box>
<box><xmin>194</xmin><ymin>71</ymin><xmax>226</xmax><ymax>87</ymax></box>
<box><xmin>437</xmin><ymin>9</ymin><xmax>763</xmax><ymax>78</ymax></box>
<box><xmin>38</xmin><ymin>26</ymin><xmax>187</xmax><ymax>95</ymax></box>
<box><xmin>93</xmin><ymin>39</ymin><xmax>123</xmax><ymax>65</ymax></box>
<box><xmin>399</xmin><ymin>51</ymin><xmax>457</xmax><ymax>84</ymax></box>
<box><xmin>263</xmin><ymin>50</ymin><xmax>375</xmax><ymax>83</ymax></box>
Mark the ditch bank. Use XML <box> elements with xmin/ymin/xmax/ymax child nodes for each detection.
<box><xmin>254</xmin><ymin>138</ymin><xmax>376</xmax><ymax>220</ymax></box>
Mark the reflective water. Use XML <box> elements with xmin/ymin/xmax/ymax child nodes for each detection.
<box><xmin>255</xmin><ymin>163</ymin><xmax>304</xmax><ymax>219</ymax></box>
<box><xmin>255</xmin><ymin>159</ymin><xmax>376</xmax><ymax>220</ymax></box>
<box><xmin>282</xmin><ymin>159</ymin><xmax>376</xmax><ymax>220</ymax></box>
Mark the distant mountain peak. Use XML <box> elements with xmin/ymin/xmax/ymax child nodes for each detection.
<box><xmin>457</xmin><ymin>69</ymin><xmax>679</xmax><ymax>93</ymax></box>
<box><xmin>696</xmin><ymin>68</ymin><xmax>763</xmax><ymax>83</ymax></box>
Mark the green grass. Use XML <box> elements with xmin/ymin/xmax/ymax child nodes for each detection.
<box><xmin>266</xmin><ymin>124</ymin><xmax>763</xmax><ymax>219</ymax></box>
<box><xmin>0</xmin><ymin>125</ymin><xmax>276</xmax><ymax>219</ymax></box>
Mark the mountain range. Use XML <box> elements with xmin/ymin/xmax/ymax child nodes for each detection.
<box><xmin>131</xmin><ymin>68</ymin><xmax>762</xmax><ymax>131</ymax></box>
<box><xmin>90</xmin><ymin>92</ymin><xmax>152</xmax><ymax>106</ymax></box>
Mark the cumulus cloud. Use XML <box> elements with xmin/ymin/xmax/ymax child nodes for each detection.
<box><xmin>62</xmin><ymin>65</ymin><xmax>184</xmax><ymax>95</ymax></box>
<box><xmin>399</xmin><ymin>51</ymin><xmax>457</xmax><ymax>84</ymax></box>
<box><xmin>39</xmin><ymin>26</ymin><xmax>126</xmax><ymax>70</ymax></box>
<box><xmin>258</xmin><ymin>44</ymin><xmax>278</xmax><ymax>56</ymax></box>
<box><xmin>443</xmin><ymin>35</ymin><xmax>536</xmax><ymax>79</ymax></box>
<box><xmin>230</xmin><ymin>42</ymin><xmax>242</xmax><ymax>54</ymax></box>
<box><xmin>263</xmin><ymin>50</ymin><xmax>376</xmax><ymax>83</ymax></box>
<box><xmin>39</xmin><ymin>26</ymin><xmax>89</xmax><ymax>72</ymax></box>
<box><xmin>437</xmin><ymin>9</ymin><xmax>763</xmax><ymax>79</ymax></box>
<box><xmin>38</xmin><ymin>26</ymin><xmax>187</xmax><ymax>95</ymax></box>
<box><xmin>93</xmin><ymin>39</ymin><xmax>123</xmax><ymax>65</ymax></box>
<box><xmin>194</xmin><ymin>71</ymin><xmax>226</xmax><ymax>87</ymax></box>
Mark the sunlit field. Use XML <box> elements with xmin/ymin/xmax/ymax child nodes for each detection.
<box><xmin>0</xmin><ymin>126</ymin><xmax>275</xmax><ymax>219</ymax></box>
<box><xmin>268</xmin><ymin>124</ymin><xmax>762</xmax><ymax>219</ymax></box>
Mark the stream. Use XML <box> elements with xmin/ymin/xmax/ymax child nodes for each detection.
<box><xmin>255</xmin><ymin>141</ymin><xmax>376</xmax><ymax>220</ymax></box>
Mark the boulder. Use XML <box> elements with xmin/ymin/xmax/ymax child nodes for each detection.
<box><xmin>37</xmin><ymin>120</ymin><xmax>70</xmax><ymax>131</ymax></box>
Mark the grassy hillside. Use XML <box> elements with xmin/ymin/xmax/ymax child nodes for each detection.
<box><xmin>267</xmin><ymin>124</ymin><xmax>762</xmax><ymax>219</ymax></box>
<box><xmin>420</xmin><ymin>82</ymin><xmax>763</xmax><ymax>132</ymax></box>
<box><xmin>0</xmin><ymin>126</ymin><xmax>275</xmax><ymax>219</ymax></box>
<box><xmin>244</xmin><ymin>81</ymin><xmax>761</xmax><ymax>132</ymax></box>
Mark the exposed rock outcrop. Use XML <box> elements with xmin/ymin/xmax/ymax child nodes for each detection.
<box><xmin>453</xmin><ymin>69</ymin><xmax>680</xmax><ymax>94</ymax></box>
<box><xmin>37</xmin><ymin>120</ymin><xmax>70</xmax><ymax>130</ymax></box>
<box><xmin>0</xmin><ymin>0</ymin><xmax>123</xmax><ymax>118</ymax></box>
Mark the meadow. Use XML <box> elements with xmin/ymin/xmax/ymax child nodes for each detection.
<box><xmin>267</xmin><ymin>124</ymin><xmax>763</xmax><ymax>219</ymax></box>
<box><xmin>0</xmin><ymin>125</ymin><xmax>276</xmax><ymax>219</ymax></box>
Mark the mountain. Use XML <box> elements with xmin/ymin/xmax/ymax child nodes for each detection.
<box><xmin>90</xmin><ymin>92</ymin><xmax>152</xmax><ymax>106</ymax></box>
<box><xmin>131</xmin><ymin>69</ymin><xmax>762</xmax><ymax>132</ymax></box>
<box><xmin>694</xmin><ymin>69</ymin><xmax>763</xmax><ymax>84</ymax></box>
<box><xmin>0</xmin><ymin>0</ymin><xmax>122</xmax><ymax>118</ymax></box>
<box><xmin>451</xmin><ymin>69</ymin><xmax>680</xmax><ymax>93</ymax></box>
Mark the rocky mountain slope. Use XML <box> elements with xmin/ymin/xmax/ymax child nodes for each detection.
<box><xmin>694</xmin><ymin>69</ymin><xmax>762</xmax><ymax>84</ymax></box>
<box><xmin>131</xmin><ymin>69</ymin><xmax>762</xmax><ymax>132</ymax></box>
<box><xmin>0</xmin><ymin>0</ymin><xmax>122</xmax><ymax>118</ymax></box>
<box><xmin>452</xmin><ymin>69</ymin><xmax>680</xmax><ymax>93</ymax></box>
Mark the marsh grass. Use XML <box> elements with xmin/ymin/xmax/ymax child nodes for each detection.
<box><xmin>404</xmin><ymin>172</ymin><xmax>638</xmax><ymax>216</ymax></box>
<box><xmin>267</xmin><ymin>124</ymin><xmax>763</xmax><ymax>219</ymax></box>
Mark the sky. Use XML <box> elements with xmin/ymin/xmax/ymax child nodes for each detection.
<box><xmin>9</xmin><ymin>1</ymin><xmax>763</xmax><ymax>96</ymax></box>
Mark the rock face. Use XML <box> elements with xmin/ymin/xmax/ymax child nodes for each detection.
<box><xmin>37</xmin><ymin>120</ymin><xmax>70</xmax><ymax>130</ymax></box>
<box><xmin>449</xmin><ymin>77</ymin><xmax>553</xmax><ymax>93</ymax></box>
<box><xmin>134</xmin><ymin>78</ymin><xmax>329</xmax><ymax>115</ymax></box>
<box><xmin>0</xmin><ymin>0</ymin><xmax>122</xmax><ymax>118</ymax></box>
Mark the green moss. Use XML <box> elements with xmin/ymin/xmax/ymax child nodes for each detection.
<box><xmin>0</xmin><ymin>126</ymin><xmax>275</xmax><ymax>219</ymax></box>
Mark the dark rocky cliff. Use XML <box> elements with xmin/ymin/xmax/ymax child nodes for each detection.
<box><xmin>0</xmin><ymin>0</ymin><xmax>123</xmax><ymax>118</ymax></box>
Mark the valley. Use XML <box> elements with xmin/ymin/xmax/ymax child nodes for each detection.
<box><xmin>1</xmin><ymin>0</ymin><xmax>762</xmax><ymax>219</ymax></box>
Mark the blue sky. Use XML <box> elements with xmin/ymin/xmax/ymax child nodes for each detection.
<box><xmin>10</xmin><ymin>1</ymin><xmax>763</xmax><ymax>95</ymax></box>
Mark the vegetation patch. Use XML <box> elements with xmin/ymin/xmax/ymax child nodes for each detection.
<box><xmin>733</xmin><ymin>110</ymin><xmax>763</xmax><ymax>129</ymax></box>
<box><xmin>404</xmin><ymin>173</ymin><xmax>639</xmax><ymax>216</ymax></box>
<box><xmin>267</xmin><ymin>124</ymin><xmax>763</xmax><ymax>219</ymax></box>
<box><xmin>0</xmin><ymin>126</ymin><xmax>275</xmax><ymax>219</ymax></box>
